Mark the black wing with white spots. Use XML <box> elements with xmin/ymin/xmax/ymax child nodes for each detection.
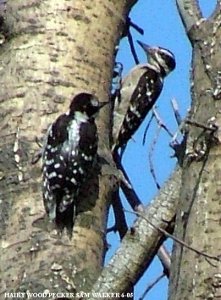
<box><xmin>42</xmin><ymin>117</ymin><xmax>98</xmax><ymax>226</ymax></box>
<box><xmin>115</xmin><ymin>67</ymin><xmax>163</xmax><ymax>149</ymax></box>
<box><xmin>58</xmin><ymin>119</ymin><xmax>98</xmax><ymax>213</ymax></box>
<box><xmin>42</xmin><ymin>114</ymin><xmax>98</xmax><ymax>223</ymax></box>
<box><xmin>42</xmin><ymin>114</ymin><xmax>71</xmax><ymax>220</ymax></box>
<box><xmin>41</xmin><ymin>92</ymin><xmax>107</xmax><ymax>228</ymax></box>
<box><xmin>112</xmin><ymin>43</ymin><xmax>175</xmax><ymax>154</ymax></box>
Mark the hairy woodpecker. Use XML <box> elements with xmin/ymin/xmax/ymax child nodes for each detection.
<box><xmin>112</xmin><ymin>41</ymin><xmax>176</xmax><ymax>154</ymax></box>
<box><xmin>42</xmin><ymin>92</ymin><xmax>108</xmax><ymax>227</ymax></box>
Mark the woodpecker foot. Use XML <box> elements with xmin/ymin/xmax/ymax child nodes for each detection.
<box><xmin>31</xmin><ymin>149</ymin><xmax>43</xmax><ymax>164</ymax></box>
<box><xmin>31</xmin><ymin>136</ymin><xmax>44</xmax><ymax>164</ymax></box>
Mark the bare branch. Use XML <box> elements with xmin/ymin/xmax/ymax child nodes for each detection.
<box><xmin>185</xmin><ymin>118</ymin><xmax>217</xmax><ymax>132</ymax></box>
<box><xmin>111</xmin><ymin>191</ymin><xmax>128</xmax><ymax>239</ymax></box>
<box><xmin>171</xmin><ymin>98</ymin><xmax>182</xmax><ymax>126</ymax></box>
<box><xmin>148</xmin><ymin>108</ymin><xmax>175</xmax><ymax>190</ymax></box>
<box><xmin>148</xmin><ymin>125</ymin><xmax>161</xmax><ymax>190</ymax></box>
<box><xmin>111</xmin><ymin>195</ymin><xmax>172</xmax><ymax>284</ymax></box>
<box><xmin>127</xmin><ymin>30</ymin><xmax>140</xmax><ymax>65</ymax></box>
<box><xmin>139</xmin><ymin>273</ymin><xmax>165</xmax><ymax>300</ymax></box>
<box><xmin>112</xmin><ymin>189</ymin><xmax>171</xmax><ymax>277</ymax></box>
<box><xmin>142</xmin><ymin>112</ymin><xmax>154</xmax><ymax>145</ymax></box>
<box><xmin>113</xmin><ymin>150</ymin><xmax>180</xmax><ymax>285</ymax></box>
<box><xmin>176</xmin><ymin>0</ymin><xmax>203</xmax><ymax>35</ymax></box>
<box><xmin>114</xmin><ymin>152</ymin><xmax>143</xmax><ymax>210</ymax></box>
<box><xmin>211</xmin><ymin>1</ymin><xmax>221</xmax><ymax>22</ymax></box>
<box><xmin>128</xmin><ymin>210</ymin><xmax>220</xmax><ymax>263</ymax></box>
<box><xmin>153</xmin><ymin>108</ymin><xmax>174</xmax><ymax>138</ymax></box>
<box><xmin>121</xmin><ymin>17</ymin><xmax>143</xmax><ymax>65</ymax></box>
<box><xmin>157</xmin><ymin>245</ymin><xmax>171</xmax><ymax>277</ymax></box>
<box><xmin>89</xmin><ymin>167</ymin><xmax>181</xmax><ymax>298</ymax></box>
<box><xmin>128</xmin><ymin>18</ymin><xmax>144</xmax><ymax>35</ymax></box>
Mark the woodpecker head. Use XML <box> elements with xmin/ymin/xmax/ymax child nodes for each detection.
<box><xmin>69</xmin><ymin>92</ymin><xmax>108</xmax><ymax>118</ymax></box>
<box><xmin>137</xmin><ymin>40</ymin><xmax>176</xmax><ymax>77</ymax></box>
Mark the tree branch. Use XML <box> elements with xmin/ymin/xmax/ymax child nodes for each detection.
<box><xmin>89</xmin><ymin>167</ymin><xmax>181</xmax><ymax>298</ymax></box>
<box><xmin>176</xmin><ymin>0</ymin><xmax>203</xmax><ymax>36</ymax></box>
<box><xmin>111</xmin><ymin>191</ymin><xmax>128</xmax><ymax>239</ymax></box>
<box><xmin>128</xmin><ymin>209</ymin><xmax>220</xmax><ymax>263</ymax></box>
<box><xmin>211</xmin><ymin>1</ymin><xmax>221</xmax><ymax>22</ymax></box>
<box><xmin>139</xmin><ymin>273</ymin><xmax>165</xmax><ymax>300</ymax></box>
<box><xmin>157</xmin><ymin>245</ymin><xmax>171</xmax><ymax>277</ymax></box>
<box><xmin>114</xmin><ymin>152</ymin><xmax>143</xmax><ymax>210</ymax></box>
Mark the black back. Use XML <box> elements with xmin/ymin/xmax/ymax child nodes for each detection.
<box><xmin>117</xmin><ymin>67</ymin><xmax>163</xmax><ymax>148</ymax></box>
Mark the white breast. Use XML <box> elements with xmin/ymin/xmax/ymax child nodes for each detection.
<box><xmin>66</xmin><ymin>119</ymin><xmax>80</xmax><ymax>151</ymax></box>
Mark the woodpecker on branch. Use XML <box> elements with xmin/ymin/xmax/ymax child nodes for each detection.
<box><xmin>112</xmin><ymin>41</ymin><xmax>176</xmax><ymax>156</ymax></box>
<box><xmin>42</xmin><ymin>92</ymin><xmax>108</xmax><ymax>228</ymax></box>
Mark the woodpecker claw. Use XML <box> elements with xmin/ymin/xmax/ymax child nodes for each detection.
<box><xmin>31</xmin><ymin>149</ymin><xmax>43</xmax><ymax>164</ymax></box>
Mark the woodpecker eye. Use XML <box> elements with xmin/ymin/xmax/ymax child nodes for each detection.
<box><xmin>91</xmin><ymin>98</ymin><xmax>99</xmax><ymax>107</ymax></box>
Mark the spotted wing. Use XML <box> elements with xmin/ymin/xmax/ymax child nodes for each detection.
<box><xmin>57</xmin><ymin>119</ymin><xmax>98</xmax><ymax>214</ymax></box>
<box><xmin>117</xmin><ymin>67</ymin><xmax>163</xmax><ymax>148</ymax></box>
<box><xmin>42</xmin><ymin>114</ymin><xmax>70</xmax><ymax>219</ymax></box>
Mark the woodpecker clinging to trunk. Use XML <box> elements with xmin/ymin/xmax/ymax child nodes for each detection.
<box><xmin>42</xmin><ymin>92</ymin><xmax>108</xmax><ymax>228</ymax></box>
<box><xmin>112</xmin><ymin>41</ymin><xmax>176</xmax><ymax>155</ymax></box>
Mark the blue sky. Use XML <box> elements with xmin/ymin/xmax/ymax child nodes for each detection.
<box><xmin>106</xmin><ymin>1</ymin><xmax>217</xmax><ymax>300</ymax></box>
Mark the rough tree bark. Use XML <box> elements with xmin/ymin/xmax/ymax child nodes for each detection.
<box><xmin>169</xmin><ymin>1</ymin><xmax>221</xmax><ymax>300</ymax></box>
<box><xmin>0</xmin><ymin>0</ymin><xmax>137</xmax><ymax>296</ymax></box>
<box><xmin>4</xmin><ymin>1</ymin><xmax>218</xmax><ymax>299</ymax></box>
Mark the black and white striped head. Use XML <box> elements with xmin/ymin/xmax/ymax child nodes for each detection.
<box><xmin>69</xmin><ymin>92</ymin><xmax>108</xmax><ymax>118</ymax></box>
<box><xmin>137</xmin><ymin>40</ymin><xmax>176</xmax><ymax>77</ymax></box>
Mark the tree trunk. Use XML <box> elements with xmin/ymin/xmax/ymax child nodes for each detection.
<box><xmin>0</xmin><ymin>0</ymin><xmax>136</xmax><ymax>295</ymax></box>
<box><xmin>169</xmin><ymin>2</ymin><xmax>221</xmax><ymax>299</ymax></box>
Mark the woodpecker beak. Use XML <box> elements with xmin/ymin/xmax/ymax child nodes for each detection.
<box><xmin>137</xmin><ymin>40</ymin><xmax>155</xmax><ymax>57</ymax></box>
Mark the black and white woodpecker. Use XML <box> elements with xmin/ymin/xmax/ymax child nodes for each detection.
<box><xmin>42</xmin><ymin>92</ymin><xmax>108</xmax><ymax>227</ymax></box>
<box><xmin>112</xmin><ymin>41</ymin><xmax>176</xmax><ymax>154</ymax></box>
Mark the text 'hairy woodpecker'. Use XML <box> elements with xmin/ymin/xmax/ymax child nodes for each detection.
<box><xmin>112</xmin><ymin>40</ymin><xmax>176</xmax><ymax>154</ymax></box>
<box><xmin>42</xmin><ymin>92</ymin><xmax>108</xmax><ymax>227</ymax></box>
